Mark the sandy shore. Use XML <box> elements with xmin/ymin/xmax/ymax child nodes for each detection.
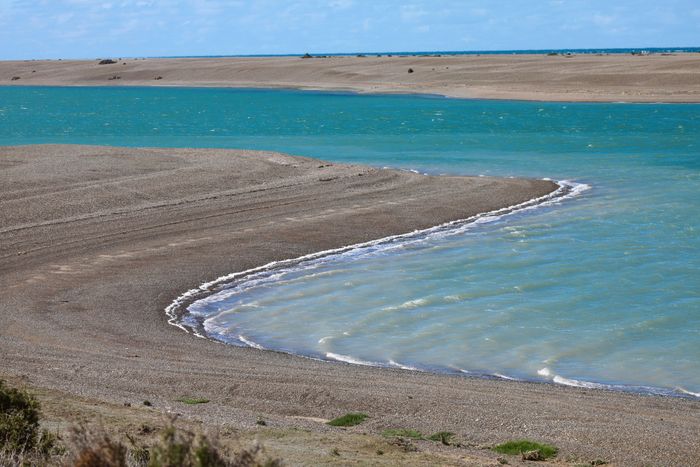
<box><xmin>2</xmin><ymin>54</ymin><xmax>700</xmax><ymax>102</ymax></box>
<box><xmin>1</xmin><ymin>145</ymin><xmax>698</xmax><ymax>465</ymax></box>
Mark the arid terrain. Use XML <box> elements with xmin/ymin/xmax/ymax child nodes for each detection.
<box><xmin>2</xmin><ymin>53</ymin><xmax>700</xmax><ymax>102</ymax></box>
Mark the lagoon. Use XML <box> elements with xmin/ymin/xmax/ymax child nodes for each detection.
<box><xmin>1</xmin><ymin>86</ymin><xmax>698</xmax><ymax>396</ymax></box>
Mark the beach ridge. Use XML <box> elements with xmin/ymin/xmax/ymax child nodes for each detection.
<box><xmin>2</xmin><ymin>144</ymin><xmax>699</xmax><ymax>465</ymax></box>
<box><xmin>2</xmin><ymin>53</ymin><xmax>700</xmax><ymax>102</ymax></box>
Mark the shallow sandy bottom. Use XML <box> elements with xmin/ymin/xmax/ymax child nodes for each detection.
<box><xmin>1</xmin><ymin>145</ymin><xmax>698</xmax><ymax>465</ymax></box>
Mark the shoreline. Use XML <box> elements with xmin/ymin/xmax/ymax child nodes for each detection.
<box><xmin>2</xmin><ymin>144</ymin><xmax>699</xmax><ymax>465</ymax></box>
<box><xmin>2</xmin><ymin>54</ymin><xmax>700</xmax><ymax>102</ymax></box>
<box><xmin>169</xmin><ymin>177</ymin><xmax>697</xmax><ymax>401</ymax></box>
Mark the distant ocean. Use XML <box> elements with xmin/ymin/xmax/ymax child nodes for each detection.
<box><xmin>158</xmin><ymin>46</ymin><xmax>700</xmax><ymax>59</ymax></box>
<box><xmin>1</xmin><ymin>86</ymin><xmax>698</xmax><ymax>398</ymax></box>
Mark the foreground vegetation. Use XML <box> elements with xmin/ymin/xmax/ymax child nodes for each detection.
<box><xmin>0</xmin><ymin>379</ymin><xmax>58</xmax><ymax>463</ymax></box>
<box><xmin>0</xmin><ymin>380</ymin><xmax>280</xmax><ymax>466</ymax></box>
<box><xmin>2</xmin><ymin>380</ymin><xmax>599</xmax><ymax>464</ymax></box>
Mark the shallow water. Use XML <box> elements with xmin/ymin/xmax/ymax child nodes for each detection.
<box><xmin>1</xmin><ymin>86</ymin><xmax>698</xmax><ymax>396</ymax></box>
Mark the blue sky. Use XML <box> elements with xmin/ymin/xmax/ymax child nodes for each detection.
<box><xmin>1</xmin><ymin>0</ymin><xmax>698</xmax><ymax>59</ymax></box>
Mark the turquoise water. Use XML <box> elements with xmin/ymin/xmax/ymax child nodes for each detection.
<box><xmin>2</xmin><ymin>86</ymin><xmax>698</xmax><ymax>397</ymax></box>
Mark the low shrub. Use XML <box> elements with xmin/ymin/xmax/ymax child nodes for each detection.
<box><xmin>0</xmin><ymin>379</ymin><xmax>56</xmax><ymax>459</ymax></box>
<box><xmin>69</xmin><ymin>426</ymin><xmax>128</xmax><ymax>467</ymax></box>
<box><xmin>68</xmin><ymin>419</ymin><xmax>282</xmax><ymax>467</ymax></box>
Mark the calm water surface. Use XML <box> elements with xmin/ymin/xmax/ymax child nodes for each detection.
<box><xmin>1</xmin><ymin>86</ymin><xmax>698</xmax><ymax>396</ymax></box>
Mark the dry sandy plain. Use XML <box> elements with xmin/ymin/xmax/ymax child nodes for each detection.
<box><xmin>1</xmin><ymin>53</ymin><xmax>700</xmax><ymax>102</ymax></box>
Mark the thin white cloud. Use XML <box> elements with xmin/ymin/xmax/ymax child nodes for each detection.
<box><xmin>592</xmin><ymin>13</ymin><xmax>615</xmax><ymax>26</ymax></box>
<box><xmin>329</xmin><ymin>0</ymin><xmax>353</xmax><ymax>9</ymax></box>
<box><xmin>400</xmin><ymin>4</ymin><xmax>428</xmax><ymax>22</ymax></box>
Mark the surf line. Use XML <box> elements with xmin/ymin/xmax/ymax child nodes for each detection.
<box><xmin>166</xmin><ymin>178</ymin><xmax>590</xmax><ymax>337</ymax></box>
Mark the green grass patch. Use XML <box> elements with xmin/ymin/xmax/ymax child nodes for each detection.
<box><xmin>327</xmin><ymin>413</ymin><xmax>368</xmax><ymax>427</ymax></box>
<box><xmin>493</xmin><ymin>439</ymin><xmax>558</xmax><ymax>459</ymax></box>
<box><xmin>176</xmin><ymin>396</ymin><xmax>210</xmax><ymax>405</ymax></box>
<box><xmin>382</xmin><ymin>428</ymin><xmax>423</xmax><ymax>439</ymax></box>
<box><xmin>428</xmin><ymin>431</ymin><xmax>455</xmax><ymax>445</ymax></box>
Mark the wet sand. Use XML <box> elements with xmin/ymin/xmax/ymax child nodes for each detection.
<box><xmin>2</xmin><ymin>53</ymin><xmax>700</xmax><ymax>102</ymax></box>
<box><xmin>1</xmin><ymin>145</ymin><xmax>698</xmax><ymax>465</ymax></box>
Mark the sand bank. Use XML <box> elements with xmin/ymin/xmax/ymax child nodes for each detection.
<box><xmin>1</xmin><ymin>145</ymin><xmax>698</xmax><ymax>465</ymax></box>
<box><xmin>2</xmin><ymin>54</ymin><xmax>700</xmax><ymax>102</ymax></box>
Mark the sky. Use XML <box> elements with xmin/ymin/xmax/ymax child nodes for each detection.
<box><xmin>0</xmin><ymin>0</ymin><xmax>698</xmax><ymax>60</ymax></box>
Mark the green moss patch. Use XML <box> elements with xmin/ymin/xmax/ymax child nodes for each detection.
<box><xmin>327</xmin><ymin>413</ymin><xmax>368</xmax><ymax>427</ymax></box>
<box><xmin>493</xmin><ymin>439</ymin><xmax>558</xmax><ymax>459</ymax></box>
<box><xmin>176</xmin><ymin>397</ymin><xmax>210</xmax><ymax>405</ymax></box>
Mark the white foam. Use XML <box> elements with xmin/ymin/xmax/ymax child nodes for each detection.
<box><xmin>325</xmin><ymin>352</ymin><xmax>380</xmax><ymax>366</ymax></box>
<box><xmin>318</xmin><ymin>336</ymin><xmax>333</xmax><ymax>344</ymax></box>
<box><xmin>382</xmin><ymin>297</ymin><xmax>429</xmax><ymax>311</ymax></box>
<box><xmin>676</xmin><ymin>387</ymin><xmax>700</xmax><ymax>398</ymax></box>
<box><xmin>493</xmin><ymin>373</ymin><xmax>521</xmax><ymax>381</ymax></box>
<box><xmin>166</xmin><ymin>179</ymin><xmax>590</xmax><ymax>339</ymax></box>
<box><xmin>238</xmin><ymin>335</ymin><xmax>265</xmax><ymax>350</ymax></box>
<box><xmin>553</xmin><ymin>375</ymin><xmax>607</xmax><ymax>390</ymax></box>
<box><xmin>540</xmin><ymin>366</ymin><xmax>610</xmax><ymax>390</ymax></box>
<box><xmin>388</xmin><ymin>359</ymin><xmax>422</xmax><ymax>371</ymax></box>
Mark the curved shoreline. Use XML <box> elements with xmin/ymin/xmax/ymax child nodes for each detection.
<box><xmin>2</xmin><ymin>145</ymin><xmax>699</xmax><ymax>465</ymax></box>
<box><xmin>168</xmin><ymin>177</ymin><xmax>697</xmax><ymax>401</ymax></box>
<box><xmin>167</xmin><ymin>180</ymin><xmax>583</xmax><ymax>334</ymax></box>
